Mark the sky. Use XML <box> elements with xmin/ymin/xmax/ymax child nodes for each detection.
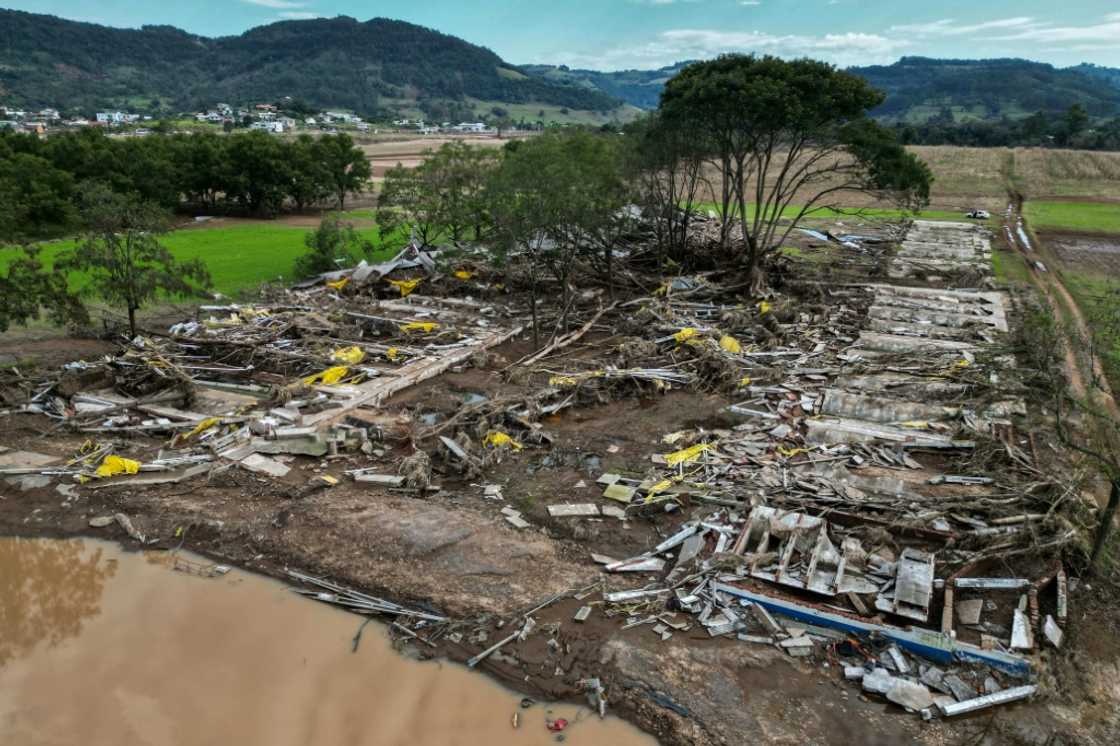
<box><xmin>5</xmin><ymin>0</ymin><xmax>1120</xmax><ymax>71</ymax></box>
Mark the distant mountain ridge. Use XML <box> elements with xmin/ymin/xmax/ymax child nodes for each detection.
<box><xmin>0</xmin><ymin>9</ymin><xmax>621</xmax><ymax>117</ymax></box>
<box><xmin>3</xmin><ymin>8</ymin><xmax>1119</xmax><ymax>126</ymax></box>
<box><xmin>524</xmin><ymin>57</ymin><xmax>1120</xmax><ymax>123</ymax></box>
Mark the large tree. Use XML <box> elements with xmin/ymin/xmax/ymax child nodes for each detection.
<box><xmin>316</xmin><ymin>133</ymin><xmax>372</xmax><ymax>211</ymax></box>
<box><xmin>659</xmin><ymin>55</ymin><xmax>932</xmax><ymax>290</ymax></box>
<box><xmin>59</xmin><ymin>185</ymin><xmax>211</xmax><ymax>336</ymax></box>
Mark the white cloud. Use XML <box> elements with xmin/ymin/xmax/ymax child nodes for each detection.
<box><xmin>889</xmin><ymin>17</ymin><xmax>1044</xmax><ymax>36</ymax></box>
<box><xmin>279</xmin><ymin>11</ymin><xmax>319</xmax><ymax>19</ymax></box>
<box><xmin>739</xmin><ymin>1</ymin><xmax>762</xmax><ymax>6</ymax></box>
<box><xmin>546</xmin><ymin>28</ymin><xmax>908</xmax><ymax>71</ymax></box>
<box><xmin>241</xmin><ymin>0</ymin><xmax>306</xmax><ymax>9</ymax></box>
<box><xmin>992</xmin><ymin>16</ymin><xmax>1120</xmax><ymax>43</ymax></box>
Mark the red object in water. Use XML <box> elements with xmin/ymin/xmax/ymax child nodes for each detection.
<box><xmin>546</xmin><ymin>718</ymin><xmax>568</xmax><ymax>732</ymax></box>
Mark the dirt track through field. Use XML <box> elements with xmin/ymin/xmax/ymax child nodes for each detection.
<box><xmin>1005</xmin><ymin>198</ymin><xmax>1119</xmax><ymax>419</ymax></box>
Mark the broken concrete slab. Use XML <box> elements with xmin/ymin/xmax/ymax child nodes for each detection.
<box><xmin>547</xmin><ymin>504</ymin><xmax>601</xmax><ymax>518</ymax></box>
<box><xmin>354</xmin><ymin>473</ymin><xmax>407</xmax><ymax>487</ymax></box>
<box><xmin>5</xmin><ymin>474</ymin><xmax>52</xmax><ymax>491</ymax></box>
<box><xmin>886</xmin><ymin>680</ymin><xmax>935</xmax><ymax>712</ymax></box>
<box><xmin>239</xmin><ymin>453</ymin><xmax>292</xmax><ymax>478</ymax></box>
<box><xmin>956</xmin><ymin>599</ymin><xmax>984</xmax><ymax>626</ymax></box>
<box><xmin>0</xmin><ymin>450</ymin><xmax>62</xmax><ymax>469</ymax></box>
<box><xmin>1043</xmin><ymin>616</ymin><xmax>1063</xmax><ymax>648</ymax></box>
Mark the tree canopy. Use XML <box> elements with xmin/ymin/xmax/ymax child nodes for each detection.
<box><xmin>59</xmin><ymin>185</ymin><xmax>212</xmax><ymax>335</ymax></box>
<box><xmin>659</xmin><ymin>55</ymin><xmax>932</xmax><ymax>285</ymax></box>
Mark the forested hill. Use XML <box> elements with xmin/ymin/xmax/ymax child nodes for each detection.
<box><xmin>524</xmin><ymin>57</ymin><xmax>1120</xmax><ymax>123</ymax></box>
<box><xmin>520</xmin><ymin>63</ymin><xmax>693</xmax><ymax>111</ymax></box>
<box><xmin>851</xmin><ymin>58</ymin><xmax>1120</xmax><ymax>122</ymax></box>
<box><xmin>0</xmin><ymin>10</ymin><xmax>621</xmax><ymax>117</ymax></box>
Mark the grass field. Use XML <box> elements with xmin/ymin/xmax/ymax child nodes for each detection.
<box><xmin>1063</xmin><ymin>270</ymin><xmax>1120</xmax><ymax>385</ymax></box>
<box><xmin>2</xmin><ymin>222</ymin><xmax>399</xmax><ymax>298</ymax></box>
<box><xmin>991</xmin><ymin>248</ymin><xmax>1033</xmax><ymax>286</ymax></box>
<box><xmin>1024</xmin><ymin>201</ymin><xmax>1120</xmax><ymax>234</ymax></box>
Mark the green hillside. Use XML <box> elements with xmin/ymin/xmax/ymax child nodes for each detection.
<box><xmin>0</xmin><ymin>10</ymin><xmax>622</xmax><ymax>119</ymax></box>
<box><xmin>523</xmin><ymin>57</ymin><xmax>1120</xmax><ymax>124</ymax></box>
<box><xmin>852</xmin><ymin>58</ymin><xmax>1120</xmax><ymax>122</ymax></box>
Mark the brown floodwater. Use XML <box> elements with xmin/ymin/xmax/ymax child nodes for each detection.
<box><xmin>0</xmin><ymin>537</ymin><xmax>657</xmax><ymax>746</ymax></box>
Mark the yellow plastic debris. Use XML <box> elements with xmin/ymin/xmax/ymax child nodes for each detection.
<box><xmin>758</xmin><ymin>301</ymin><xmax>773</xmax><ymax>315</ymax></box>
<box><xmin>738</xmin><ymin>376</ymin><xmax>753</xmax><ymax>387</ymax></box>
<box><xmin>719</xmin><ymin>335</ymin><xmax>742</xmax><ymax>354</ymax></box>
<box><xmin>454</xmin><ymin>270</ymin><xmax>474</xmax><ymax>281</ymax></box>
<box><xmin>899</xmin><ymin>420</ymin><xmax>930</xmax><ymax>430</ymax></box>
<box><xmin>483</xmin><ymin>431</ymin><xmax>523</xmax><ymax>450</ymax></box>
<box><xmin>95</xmin><ymin>455</ymin><xmax>141</xmax><ymax>479</ymax></box>
<box><xmin>673</xmin><ymin>327</ymin><xmax>699</xmax><ymax>344</ymax></box>
<box><xmin>549</xmin><ymin>375</ymin><xmax>580</xmax><ymax>387</ymax></box>
<box><xmin>185</xmin><ymin>417</ymin><xmax>221</xmax><ymax>439</ymax></box>
<box><xmin>318</xmin><ymin>475</ymin><xmax>340</xmax><ymax>486</ymax></box>
<box><xmin>663</xmin><ymin>443</ymin><xmax>710</xmax><ymax>466</ymax></box>
<box><xmin>388</xmin><ymin>278</ymin><xmax>422</xmax><ymax>297</ymax></box>
<box><xmin>647</xmin><ymin>479</ymin><xmax>673</xmax><ymax>496</ymax></box>
<box><xmin>778</xmin><ymin>447</ymin><xmax>808</xmax><ymax>458</ymax></box>
<box><xmin>303</xmin><ymin>366</ymin><xmax>350</xmax><ymax>386</ymax></box>
<box><xmin>385</xmin><ymin>347</ymin><xmax>401</xmax><ymax>362</ymax></box>
<box><xmin>400</xmin><ymin>322</ymin><xmax>439</xmax><ymax>334</ymax></box>
<box><xmin>331</xmin><ymin>346</ymin><xmax>366</xmax><ymax>365</ymax></box>
<box><xmin>326</xmin><ymin>277</ymin><xmax>350</xmax><ymax>291</ymax></box>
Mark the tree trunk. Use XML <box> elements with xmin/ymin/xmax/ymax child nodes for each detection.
<box><xmin>529</xmin><ymin>284</ymin><xmax>540</xmax><ymax>350</ymax></box>
<box><xmin>1090</xmin><ymin>479</ymin><xmax>1120</xmax><ymax>574</ymax></box>
<box><xmin>128</xmin><ymin>305</ymin><xmax>138</xmax><ymax>338</ymax></box>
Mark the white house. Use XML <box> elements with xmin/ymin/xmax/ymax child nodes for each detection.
<box><xmin>453</xmin><ymin>122</ymin><xmax>488</xmax><ymax>133</ymax></box>
<box><xmin>96</xmin><ymin>111</ymin><xmax>139</xmax><ymax>124</ymax></box>
<box><xmin>250</xmin><ymin>121</ymin><xmax>284</xmax><ymax>133</ymax></box>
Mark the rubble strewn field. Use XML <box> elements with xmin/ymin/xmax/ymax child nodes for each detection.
<box><xmin>2</xmin><ymin>215</ymin><xmax>1118</xmax><ymax>745</ymax></box>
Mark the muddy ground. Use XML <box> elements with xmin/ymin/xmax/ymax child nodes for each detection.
<box><xmin>1044</xmin><ymin>232</ymin><xmax>1120</xmax><ymax>277</ymax></box>
<box><xmin>2</xmin><ymin>327</ymin><xmax>1118</xmax><ymax>746</ymax></box>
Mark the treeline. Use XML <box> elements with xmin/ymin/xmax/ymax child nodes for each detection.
<box><xmin>895</xmin><ymin>106</ymin><xmax>1120</xmax><ymax>150</ymax></box>
<box><xmin>0</xmin><ymin>129</ymin><xmax>370</xmax><ymax>241</ymax></box>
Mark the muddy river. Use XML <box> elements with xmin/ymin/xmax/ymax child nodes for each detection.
<box><xmin>0</xmin><ymin>538</ymin><xmax>656</xmax><ymax>746</ymax></box>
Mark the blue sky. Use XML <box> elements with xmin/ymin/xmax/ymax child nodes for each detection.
<box><xmin>5</xmin><ymin>1</ymin><xmax>1120</xmax><ymax>70</ymax></box>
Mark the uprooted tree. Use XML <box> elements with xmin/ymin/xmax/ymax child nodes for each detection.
<box><xmin>658</xmin><ymin>54</ymin><xmax>933</xmax><ymax>291</ymax></box>
<box><xmin>59</xmin><ymin>184</ymin><xmax>211</xmax><ymax>337</ymax></box>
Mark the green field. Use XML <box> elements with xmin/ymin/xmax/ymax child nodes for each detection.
<box><xmin>1063</xmin><ymin>270</ymin><xmax>1120</xmax><ymax>387</ymax></box>
<box><xmin>991</xmin><ymin>248</ymin><xmax>1033</xmax><ymax>286</ymax></box>
<box><xmin>1024</xmin><ymin>201</ymin><xmax>1120</xmax><ymax>234</ymax></box>
<box><xmin>2</xmin><ymin>222</ymin><xmax>399</xmax><ymax>298</ymax></box>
